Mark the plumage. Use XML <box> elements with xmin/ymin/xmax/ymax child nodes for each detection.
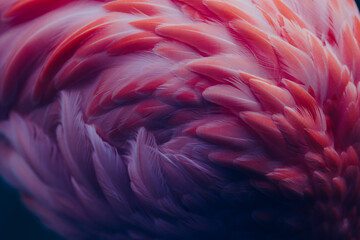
<box><xmin>0</xmin><ymin>0</ymin><xmax>360</xmax><ymax>239</ymax></box>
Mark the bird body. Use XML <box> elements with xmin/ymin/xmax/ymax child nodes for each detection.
<box><xmin>0</xmin><ymin>0</ymin><xmax>360</xmax><ymax>239</ymax></box>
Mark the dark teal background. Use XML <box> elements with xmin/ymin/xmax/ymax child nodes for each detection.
<box><xmin>1</xmin><ymin>1</ymin><xmax>360</xmax><ymax>239</ymax></box>
<box><xmin>0</xmin><ymin>179</ymin><xmax>62</xmax><ymax>239</ymax></box>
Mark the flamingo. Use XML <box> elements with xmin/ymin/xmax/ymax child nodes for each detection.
<box><xmin>0</xmin><ymin>0</ymin><xmax>360</xmax><ymax>239</ymax></box>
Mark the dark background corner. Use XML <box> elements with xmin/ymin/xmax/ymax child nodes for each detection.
<box><xmin>0</xmin><ymin>178</ymin><xmax>63</xmax><ymax>240</ymax></box>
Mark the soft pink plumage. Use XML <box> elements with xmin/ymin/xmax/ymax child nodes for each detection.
<box><xmin>1</xmin><ymin>0</ymin><xmax>360</xmax><ymax>239</ymax></box>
